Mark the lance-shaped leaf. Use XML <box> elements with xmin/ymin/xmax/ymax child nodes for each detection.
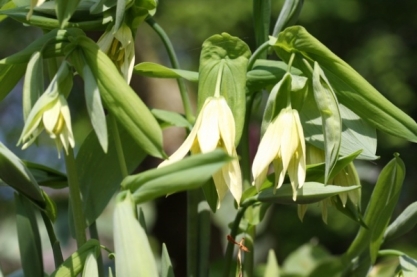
<box><xmin>76</xmin><ymin>116</ymin><xmax>147</xmax><ymax>226</ymax></box>
<box><xmin>261</xmin><ymin>72</ymin><xmax>292</xmax><ymax>135</ymax></box>
<box><xmin>301</xmin><ymin>89</ymin><xmax>377</xmax><ymax>160</ymax></box>
<box><xmin>312</xmin><ymin>62</ymin><xmax>342</xmax><ymax>183</ymax></box>
<box><xmin>82</xmin><ymin>252</ymin><xmax>99</xmax><ymax>277</ymax></box>
<box><xmin>50</xmin><ymin>239</ymin><xmax>101</xmax><ymax>277</ymax></box>
<box><xmin>151</xmin><ymin>109</ymin><xmax>192</xmax><ymax>130</ymax></box>
<box><xmin>0</xmin><ymin>63</ymin><xmax>26</xmax><ymax>101</ymax></box>
<box><xmin>161</xmin><ymin>243</ymin><xmax>175</xmax><ymax>277</ymax></box>
<box><xmin>15</xmin><ymin>193</ymin><xmax>44</xmax><ymax>277</ymax></box>
<box><xmin>113</xmin><ymin>191</ymin><xmax>158</xmax><ymax>277</ymax></box>
<box><xmin>198</xmin><ymin>33</ymin><xmax>251</xmax><ymax>144</ymax></box>
<box><xmin>272</xmin><ymin>26</ymin><xmax>417</xmax><ymax>142</ymax></box>
<box><xmin>24</xmin><ymin>161</ymin><xmax>67</xmax><ymax>189</ymax></box>
<box><xmin>344</xmin><ymin>154</ymin><xmax>405</xmax><ymax>263</ymax></box>
<box><xmin>23</xmin><ymin>51</ymin><xmax>44</xmax><ymax>121</ymax></box>
<box><xmin>55</xmin><ymin>0</ymin><xmax>81</xmax><ymax>27</ymax></box>
<box><xmin>0</xmin><ymin>142</ymin><xmax>44</xmax><ymax>206</ymax></box>
<box><xmin>76</xmin><ymin>36</ymin><xmax>165</xmax><ymax>158</ymax></box>
<box><xmin>272</xmin><ymin>0</ymin><xmax>304</xmax><ymax>37</ymax></box>
<box><xmin>256</xmin><ymin>182</ymin><xmax>360</xmax><ymax>205</ymax></box>
<box><xmin>134</xmin><ymin>62</ymin><xmax>199</xmax><ymax>81</ymax></box>
<box><xmin>122</xmin><ymin>149</ymin><xmax>232</xmax><ymax>204</ymax></box>
<box><xmin>264</xmin><ymin>250</ymin><xmax>280</xmax><ymax>277</ymax></box>
<box><xmin>384</xmin><ymin>202</ymin><xmax>417</xmax><ymax>242</ymax></box>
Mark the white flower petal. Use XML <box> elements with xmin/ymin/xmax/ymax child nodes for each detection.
<box><xmin>217</xmin><ymin>97</ymin><xmax>236</xmax><ymax>154</ymax></box>
<box><xmin>42</xmin><ymin>100</ymin><xmax>61</xmax><ymax>135</ymax></box>
<box><xmin>197</xmin><ymin>99</ymin><xmax>220</xmax><ymax>153</ymax></box>
<box><xmin>252</xmin><ymin>117</ymin><xmax>282</xmax><ymax>187</ymax></box>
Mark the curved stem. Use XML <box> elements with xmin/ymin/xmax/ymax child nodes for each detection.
<box><xmin>247</xmin><ymin>41</ymin><xmax>270</xmax><ymax>71</ymax></box>
<box><xmin>378</xmin><ymin>249</ymin><xmax>406</xmax><ymax>257</ymax></box>
<box><xmin>109</xmin><ymin>114</ymin><xmax>129</xmax><ymax>178</ymax></box>
<box><xmin>146</xmin><ymin>16</ymin><xmax>194</xmax><ymax>123</ymax></box>
<box><xmin>41</xmin><ymin>211</ymin><xmax>63</xmax><ymax>267</ymax></box>
<box><xmin>64</xmin><ymin>147</ymin><xmax>86</xmax><ymax>247</ymax></box>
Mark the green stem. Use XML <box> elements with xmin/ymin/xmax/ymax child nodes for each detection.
<box><xmin>378</xmin><ymin>249</ymin><xmax>406</xmax><ymax>257</ymax></box>
<box><xmin>146</xmin><ymin>16</ymin><xmax>194</xmax><ymax>123</ymax></box>
<box><xmin>243</xmin><ymin>226</ymin><xmax>256</xmax><ymax>277</ymax></box>
<box><xmin>41</xmin><ymin>211</ymin><xmax>63</xmax><ymax>267</ymax></box>
<box><xmin>198</xmin><ymin>195</ymin><xmax>211</xmax><ymax>277</ymax></box>
<box><xmin>187</xmin><ymin>189</ymin><xmax>200</xmax><ymax>277</ymax></box>
<box><xmin>247</xmin><ymin>41</ymin><xmax>270</xmax><ymax>71</ymax></box>
<box><xmin>238</xmin><ymin>94</ymin><xmax>256</xmax><ymax>187</ymax></box>
<box><xmin>109</xmin><ymin>115</ymin><xmax>129</xmax><ymax>178</ymax></box>
<box><xmin>89</xmin><ymin>222</ymin><xmax>105</xmax><ymax>277</ymax></box>
<box><xmin>222</xmin><ymin>205</ymin><xmax>249</xmax><ymax>277</ymax></box>
<box><xmin>64</xmin><ymin>147</ymin><xmax>86</xmax><ymax>247</ymax></box>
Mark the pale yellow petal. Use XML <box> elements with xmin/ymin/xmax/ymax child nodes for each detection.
<box><xmin>97</xmin><ymin>26</ymin><xmax>115</xmax><ymax>53</ymax></box>
<box><xmin>252</xmin><ymin>118</ymin><xmax>282</xmax><ymax>188</ymax></box>
<box><xmin>278</xmin><ymin>109</ymin><xmax>299</xmax><ymax>177</ymax></box>
<box><xmin>217</xmin><ymin>97</ymin><xmax>236</xmax><ymax>154</ymax></box>
<box><xmin>222</xmin><ymin>157</ymin><xmax>242</xmax><ymax>204</ymax></box>
<box><xmin>272</xmin><ymin>159</ymin><xmax>285</xmax><ymax>189</ymax></box>
<box><xmin>158</xmin><ymin>113</ymin><xmax>202</xmax><ymax>167</ymax></box>
<box><xmin>42</xmin><ymin>100</ymin><xmax>61</xmax><ymax>137</ymax></box>
<box><xmin>197</xmin><ymin>99</ymin><xmax>220</xmax><ymax>153</ymax></box>
<box><xmin>212</xmin><ymin>171</ymin><xmax>228</xmax><ymax>209</ymax></box>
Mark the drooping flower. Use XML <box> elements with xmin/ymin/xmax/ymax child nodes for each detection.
<box><xmin>252</xmin><ymin>107</ymin><xmax>306</xmax><ymax>200</ymax></box>
<box><xmin>159</xmin><ymin>96</ymin><xmax>242</xmax><ymax>207</ymax></box>
<box><xmin>18</xmin><ymin>90</ymin><xmax>74</xmax><ymax>158</ymax></box>
<box><xmin>97</xmin><ymin>23</ymin><xmax>135</xmax><ymax>83</ymax></box>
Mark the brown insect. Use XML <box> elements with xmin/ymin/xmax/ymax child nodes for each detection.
<box><xmin>227</xmin><ymin>235</ymin><xmax>250</xmax><ymax>277</ymax></box>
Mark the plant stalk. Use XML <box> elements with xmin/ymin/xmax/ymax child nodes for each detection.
<box><xmin>41</xmin><ymin>211</ymin><xmax>63</xmax><ymax>267</ymax></box>
<box><xmin>64</xmin><ymin>147</ymin><xmax>86</xmax><ymax>247</ymax></box>
<box><xmin>146</xmin><ymin>16</ymin><xmax>194</xmax><ymax>123</ymax></box>
<box><xmin>109</xmin><ymin>114</ymin><xmax>129</xmax><ymax>178</ymax></box>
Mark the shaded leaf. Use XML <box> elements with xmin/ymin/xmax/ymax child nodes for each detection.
<box><xmin>134</xmin><ymin>62</ymin><xmax>199</xmax><ymax>81</ymax></box>
<box><xmin>122</xmin><ymin>149</ymin><xmax>232</xmax><ymax>204</ymax></box>
<box><xmin>15</xmin><ymin>193</ymin><xmax>44</xmax><ymax>277</ymax></box>
<box><xmin>384</xmin><ymin>201</ymin><xmax>417</xmax><ymax>242</ymax></box>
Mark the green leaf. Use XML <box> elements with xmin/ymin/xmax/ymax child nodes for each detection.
<box><xmin>312</xmin><ymin>62</ymin><xmax>342</xmax><ymax>183</ymax></box>
<box><xmin>272</xmin><ymin>26</ymin><xmax>417</xmax><ymax>142</ymax></box>
<box><xmin>23</xmin><ymin>52</ymin><xmax>43</xmax><ymax>120</ymax></box>
<box><xmin>82</xmin><ymin>252</ymin><xmax>99</xmax><ymax>277</ymax></box>
<box><xmin>201</xmin><ymin>178</ymin><xmax>218</xmax><ymax>213</ymax></box>
<box><xmin>198</xmin><ymin>33</ymin><xmax>251</xmax><ymax>144</ymax></box>
<box><xmin>122</xmin><ymin>149</ymin><xmax>232</xmax><ymax>204</ymax></box>
<box><xmin>264</xmin><ymin>250</ymin><xmax>280</xmax><ymax>277</ymax></box>
<box><xmin>50</xmin><ymin>239</ymin><xmax>101</xmax><ymax>277</ymax></box>
<box><xmin>0</xmin><ymin>142</ymin><xmax>44</xmax><ymax>206</ymax></box>
<box><xmin>90</xmin><ymin>0</ymin><xmax>116</xmax><ymax>14</ymax></box>
<box><xmin>246</xmin><ymin>59</ymin><xmax>302</xmax><ymax>92</ymax></box>
<box><xmin>0</xmin><ymin>1</ymin><xmax>16</xmax><ymax>22</ymax></box>
<box><xmin>76</xmin><ymin>116</ymin><xmax>147</xmax><ymax>226</ymax></box>
<box><xmin>55</xmin><ymin>0</ymin><xmax>81</xmax><ymax>27</ymax></box>
<box><xmin>309</xmin><ymin>258</ymin><xmax>343</xmax><ymax>277</ymax></box>
<box><xmin>113</xmin><ymin>191</ymin><xmax>158</xmax><ymax>277</ymax></box>
<box><xmin>77</xmin><ymin>37</ymin><xmax>165</xmax><ymax>158</ymax></box>
<box><xmin>24</xmin><ymin>161</ymin><xmax>67</xmax><ymax>189</ymax></box>
<box><xmin>0</xmin><ymin>63</ymin><xmax>26</xmax><ymax>101</ymax></box>
<box><xmin>134</xmin><ymin>62</ymin><xmax>199</xmax><ymax>81</ymax></box>
<box><xmin>261</xmin><ymin>72</ymin><xmax>292</xmax><ymax>135</ymax></box>
<box><xmin>161</xmin><ymin>243</ymin><xmax>175</xmax><ymax>277</ymax></box>
<box><xmin>83</xmin><ymin>61</ymin><xmax>108</xmax><ymax>152</ymax></box>
<box><xmin>15</xmin><ymin>193</ymin><xmax>44</xmax><ymax>277</ymax></box>
<box><xmin>41</xmin><ymin>189</ymin><xmax>58</xmax><ymax>222</ymax></box>
<box><xmin>271</xmin><ymin>0</ymin><xmax>304</xmax><ymax>36</ymax></box>
<box><xmin>114</xmin><ymin>0</ymin><xmax>127</xmax><ymax>31</ymax></box>
<box><xmin>384</xmin><ymin>202</ymin><xmax>417</xmax><ymax>242</ymax></box>
<box><xmin>331</xmin><ymin>195</ymin><xmax>366</xmax><ymax>228</ymax></box>
<box><xmin>399</xmin><ymin>255</ymin><xmax>417</xmax><ymax>277</ymax></box>
<box><xmin>256</xmin><ymin>182</ymin><xmax>360</xmax><ymax>205</ymax></box>
<box><xmin>344</xmin><ymin>154</ymin><xmax>405</xmax><ymax>263</ymax></box>
<box><xmin>151</xmin><ymin>109</ymin><xmax>192</xmax><ymax>130</ymax></box>
<box><xmin>301</xmin><ymin>90</ymin><xmax>377</xmax><ymax>160</ymax></box>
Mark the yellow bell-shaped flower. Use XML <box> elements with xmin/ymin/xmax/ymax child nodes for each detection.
<box><xmin>252</xmin><ymin>107</ymin><xmax>306</xmax><ymax>200</ymax></box>
<box><xmin>159</xmin><ymin>96</ymin><xmax>242</xmax><ymax>207</ymax></box>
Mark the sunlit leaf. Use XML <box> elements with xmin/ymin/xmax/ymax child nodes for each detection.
<box><xmin>134</xmin><ymin>62</ymin><xmax>199</xmax><ymax>81</ymax></box>
<box><xmin>384</xmin><ymin>201</ymin><xmax>417</xmax><ymax>242</ymax></box>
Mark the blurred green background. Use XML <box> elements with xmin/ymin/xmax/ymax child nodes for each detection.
<box><xmin>1</xmin><ymin>0</ymin><xmax>417</xmax><ymax>276</ymax></box>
